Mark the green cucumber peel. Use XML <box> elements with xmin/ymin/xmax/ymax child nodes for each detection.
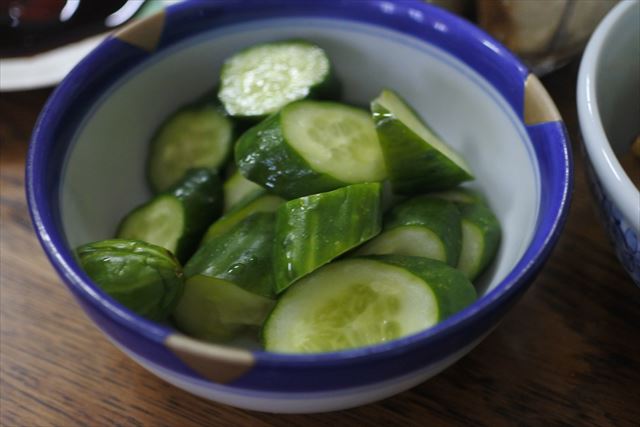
<box><xmin>76</xmin><ymin>239</ymin><xmax>184</xmax><ymax>321</ymax></box>
<box><xmin>273</xmin><ymin>182</ymin><xmax>383</xmax><ymax>293</ymax></box>
<box><xmin>359</xmin><ymin>195</ymin><xmax>462</xmax><ymax>266</ymax></box>
<box><xmin>371</xmin><ymin>89</ymin><xmax>473</xmax><ymax>194</ymax></box>
<box><xmin>186</xmin><ymin>212</ymin><xmax>278</xmax><ymax>298</ymax></box>
<box><xmin>235</xmin><ymin>100</ymin><xmax>386</xmax><ymax>199</ymax></box>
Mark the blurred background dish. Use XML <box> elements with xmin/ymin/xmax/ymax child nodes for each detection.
<box><xmin>0</xmin><ymin>0</ymin><xmax>183</xmax><ymax>91</ymax></box>
<box><xmin>1</xmin><ymin>0</ymin><xmax>619</xmax><ymax>91</ymax></box>
<box><xmin>577</xmin><ymin>0</ymin><xmax>640</xmax><ymax>286</ymax></box>
<box><xmin>428</xmin><ymin>0</ymin><xmax>618</xmax><ymax>75</ymax></box>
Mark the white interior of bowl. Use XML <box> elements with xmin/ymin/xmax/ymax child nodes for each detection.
<box><xmin>594</xmin><ymin>3</ymin><xmax>640</xmax><ymax>158</ymax></box>
<box><xmin>61</xmin><ymin>18</ymin><xmax>538</xmax><ymax>298</ymax></box>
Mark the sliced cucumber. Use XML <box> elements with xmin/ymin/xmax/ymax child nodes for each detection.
<box><xmin>263</xmin><ymin>256</ymin><xmax>476</xmax><ymax>353</ymax></box>
<box><xmin>223</xmin><ymin>170</ymin><xmax>264</xmax><ymax>212</ymax></box>
<box><xmin>117</xmin><ymin>169</ymin><xmax>223</xmax><ymax>262</ymax></box>
<box><xmin>274</xmin><ymin>183</ymin><xmax>382</xmax><ymax>293</ymax></box>
<box><xmin>147</xmin><ymin>94</ymin><xmax>233</xmax><ymax>193</ymax></box>
<box><xmin>173</xmin><ymin>275</ymin><xmax>274</xmax><ymax>343</ymax></box>
<box><xmin>358</xmin><ymin>196</ymin><xmax>462</xmax><ymax>266</ymax></box>
<box><xmin>235</xmin><ymin>100</ymin><xmax>386</xmax><ymax>199</ymax></box>
<box><xmin>371</xmin><ymin>89</ymin><xmax>473</xmax><ymax>194</ymax></box>
<box><xmin>201</xmin><ymin>191</ymin><xmax>284</xmax><ymax>244</ymax></box>
<box><xmin>76</xmin><ymin>239</ymin><xmax>184</xmax><ymax>321</ymax></box>
<box><xmin>218</xmin><ymin>40</ymin><xmax>338</xmax><ymax>120</ymax></box>
<box><xmin>185</xmin><ymin>212</ymin><xmax>277</xmax><ymax>298</ymax></box>
<box><xmin>429</xmin><ymin>188</ymin><xmax>486</xmax><ymax>205</ymax></box>
<box><xmin>455</xmin><ymin>203</ymin><xmax>501</xmax><ymax>280</ymax></box>
<box><xmin>428</xmin><ymin>189</ymin><xmax>501</xmax><ymax>280</ymax></box>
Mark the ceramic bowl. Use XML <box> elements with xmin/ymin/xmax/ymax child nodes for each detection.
<box><xmin>27</xmin><ymin>0</ymin><xmax>572</xmax><ymax>413</ymax></box>
<box><xmin>577</xmin><ymin>0</ymin><xmax>640</xmax><ymax>286</ymax></box>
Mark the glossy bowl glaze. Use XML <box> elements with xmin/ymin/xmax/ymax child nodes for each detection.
<box><xmin>27</xmin><ymin>0</ymin><xmax>572</xmax><ymax>413</ymax></box>
<box><xmin>577</xmin><ymin>0</ymin><xmax>640</xmax><ymax>286</ymax></box>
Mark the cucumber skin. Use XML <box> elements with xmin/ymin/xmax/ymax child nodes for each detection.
<box><xmin>117</xmin><ymin>168</ymin><xmax>223</xmax><ymax>263</ymax></box>
<box><xmin>273</xmin><ymin>183</ymin><xmax>382</xmax><ymax>293</ymax></box>
<box><xmin>201</xmin><ymin>191</ymin><xmax>284</xmax><ymax>244</ymax></box>
<box><xmin>234</xmin><ymin>106</ymin><xmax>347</xmax><ymax>199</ymax></box>
<box><xmin>383</xmin><ymin>196</ymin><xmax>462</xmax><ymax>266</ymax></box>
<box><xmin>170</xmin><ymin>169</ymin><xmax>224</xmax><ymax>261</ymax></box>
<box><xmin>185</xmin><ymin>212</ymin><xmax>277</xmax><ymax>298</ymax></box>
<box><xmin>458</xmin><ymin>202</ymin><xmax>501</xmax><ymax>279</ymax></box>
<box><xmin>371</xmin><ymin>101</ymin><xmax>473</xmax><ymax>194</ymax></box>
<box><xmin>366</xmin><ymin>255</ymin><xmax>476</xmax><ymax>320</ymax></box>
<box><xmin>146</xmin><ymin>88</ymin><xmax>235</xmax><ymax>194</ymax></box>
<box><xmin>76</xmin><ymin>239</ymin><xmax>184</xmax><ymax>321</ymax></box>
<box><xmin>218</xmin><ymin>40</ymin><xmax>341</xmax><ymax>122</ymax></box>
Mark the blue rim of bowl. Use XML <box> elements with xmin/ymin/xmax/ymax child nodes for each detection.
<box><xmin>26</xmin><ymin>0</ymin><xmax>572</xmax><ymax>368</ymax></box>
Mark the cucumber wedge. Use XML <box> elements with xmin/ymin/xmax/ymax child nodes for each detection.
<box><xmin>263</xmin><ymin>256</ymin><xmax>476</xmax><ymax>353</ymax></box>
<box><xmin>371</xmin><ymin>89</ymin><xmax>473</xmax><ymax>194</ymax></box>
<box><xmin>274</xmin><ymin>183</ymin><xmax>382</xmax><ymax>293</ymax></box>
<box><xmin>202</xmin><ymin>191</ymin><xmax>284</xmax><ymax>244</ymax></box>
<box><xmin>429</xmin><ymin>190</ymin><xmax>501</xmax><ymax>280</ymax></box>
<box><xmin>173</xmin><ymin>275</ymin><xmax>274</xmax><ymax>343</ymax></box>
<box><xmin>235</xmin><ymin>100</ymin><xmax>386</xmax><ymax>199</ymax></box>
<box><xmin>455</xmin><ymin>203</ymin><xmax>501</xmax><ymax>280</ymax></box>
<box><xmin>358</xmin><ymin>196</ymin><xmax>462</xmax><ymax>266</ymax></box>
<box><xmin>223</xmin><ymin>170</ymin><xmax>264</xmax><ymax>212</ymax></box>
<box><xmin>117</xmin><ymin>169</ymin><xmax>223</xmax><ymax>263</ymax></box>
<box><xmin>218</xmin><ymin>40</ymin><xmax>339</xmax><ymax>120</ymax></box>
<box><xmin>147</xmin><ymin>93</ymin><xmax>234</xmax><ymax>193</ymax></box>
<box><xmin>185</xmin><ymin>212</ymin><xmax>277</xmax><ymax>298</ymax></box>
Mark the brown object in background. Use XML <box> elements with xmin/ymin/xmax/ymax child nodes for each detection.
<box><xmin>477</xmin><ymin>0</ymin><xmax>618</xmax><ymax>75</ymax></box>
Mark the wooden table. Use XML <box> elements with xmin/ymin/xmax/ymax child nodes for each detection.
<box><xmin>1</xmin><ymin>60</ymin><xmax>638</xmax><ymax>426</ymax></box>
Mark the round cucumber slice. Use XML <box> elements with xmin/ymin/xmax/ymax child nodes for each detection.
<box><xmin>218</xmin><ymin>40</ymin><xmax>337</xmax><ymax>119</ymax></box>
<box><xmin>263</xmin><ymin>256</ymin><xmax>476</xmax><ymax>353</ymax></box>
<box><xmin>282</xmin><ymin>101</ymin><xmax>385</xmax><ymax>184</ymax></box>
<box><xmin>117</xmin><ymin>169</ymin><xmax>223</xmax><ymax>263</ymax></box>
<box><xmin>371</xmin><ymin>89</ymin><xmax>473</xmax><ymax>194</ymax></box>
<box><xmin>148</xmin><ymin>100</ymin><xmax>233</xmax><ymax>193</ymax></box>
<box><xmin>173</xmin><ymin>275</ymin><xmax>274</xmax><ymax>343</ymax></box>
<box><xmin>117</xmin><ymin>195</ymin><xmax>184</xmax><ymax>256</ymax></box>
<box><xmin>235</xmin><ymin>100</ymin><xmax>386</xmax><ymax>199</ymax></box>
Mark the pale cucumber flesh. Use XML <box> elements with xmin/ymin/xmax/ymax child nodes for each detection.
<box><xmin>283</xmin><ymin>102</ymin><xmax>386</xmax><ymax>183</ymax></box>
<box><xmin>457</xmin><ymin>220</ymin><xmax>484</xmax><ymax>278</ymax></box>
<box><xmin>173</xmin><ymin>275</ymin><xmax>274</xmax><ymax>343</ymax></box>
<box><xmin>149</xmin><ymin>106</ymin><xmax>232</xmax><ymax>193</ymax></box>
<box><xmin>223</xmin><ymin>171</ymin><xmax>264</xmax><ymax>212</ymax></box>
<box><xmin>357</xmin><ymin>226</ymin><xmax>447</xmax><ymax>262</ymax></box>
<box><xmin>219</xmin><ymin>42</ymin><xmax>331</xmax><ymax>117</ymax></box>
<box><xmin>117</xmin><ymin>195</ymin><xmax>183</xmax><ymax>254</ymax></box>
<box><xmin>264</xmin><ymin>259</ymin><xmax>437</xmax><ymax>353</ymax></box>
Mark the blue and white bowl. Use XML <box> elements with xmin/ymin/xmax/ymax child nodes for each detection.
<box><xmin>27</xmin><ymin>0</ymin><xmax>572</xmax><ymax>413</ymax></box>
<box><xmin>577</xmin><ymin>0</ymin><xmax>640</xmax><ymax>287</ymax></box>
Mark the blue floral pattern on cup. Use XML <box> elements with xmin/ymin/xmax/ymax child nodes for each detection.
<box><xmin>586</xmin><ymin>156</ymin><xmax>640</xmax><ymax>286</ymax></box>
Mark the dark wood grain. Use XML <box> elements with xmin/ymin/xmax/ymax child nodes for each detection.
<box><xmin>1</xmin><ymin>61</ymin><xmax>639</xmax><ymax>427</ymax></box>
